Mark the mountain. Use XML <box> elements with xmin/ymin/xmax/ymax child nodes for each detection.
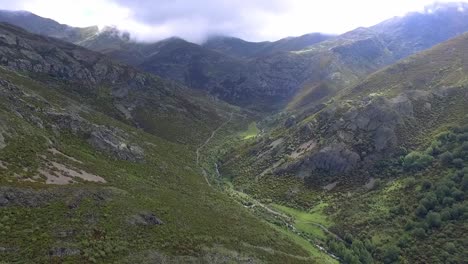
<box><xmin>5</xmin><ymin>4</ymin><xmax>468</xmax><ymax>112</ymax></box>
<box><xmin>203</xmin><ymin>33</ymin><xmax>333</xmax><ymax>58</ymax></box>
<box><xmin>371</xmin><ymin>2</ymin><xmax>468</xmax><ymax>59</ymax></box>
<box><xmin>0</xmin><ymin>10</ymin><xmax>98</xmax><ymax>43</ymax></box>
<box><xmin>0</xmin><ymin>22</ymin><xmax>339</xmax><ymax>263</ymax></box>
<box><xmin>224</xmin><ymin>31</ymin><xmax>468</xmax><ymax>184</ymax></box>
<box><xmin>222</xmin><ymin>31</ymin><xmax>468</xmax><ymax>264</ymax></box>
<box><xmin>0</xmin><ymin>22</ymin><xmax>242</xmax><ymax>145</ymax></box>
<box><xmin>1</xmin><ymin>3</ymin><xmax>468</xmax><ymax>264</ymax></box>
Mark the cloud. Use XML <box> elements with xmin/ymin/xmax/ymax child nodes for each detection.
<box><xmin>1</xmin><ymin>0</ymin><xmax>468</xmax><ymax>43</ymax></box>
<box><xmin>110</xmin><ymin>0</ymin><xmax>291</xmax><ymax>42</ymax></box>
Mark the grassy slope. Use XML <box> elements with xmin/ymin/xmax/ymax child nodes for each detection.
<box><xmin>0</xmin><ymin>67</ymin><xmax>327</xmax><ymax>263</ymax></box>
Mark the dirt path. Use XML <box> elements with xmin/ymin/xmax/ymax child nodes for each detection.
<box><xmin>196</xmin><ymin>112</ymin><xmax>234</xmax><ymax>186</ymax></box>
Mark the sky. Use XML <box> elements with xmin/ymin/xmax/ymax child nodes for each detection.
<box><xmin>0</xmin><ymin>0</ymin><xmax>467</xmax><ymax>43</ymax></box>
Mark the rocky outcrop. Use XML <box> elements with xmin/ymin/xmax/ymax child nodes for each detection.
<box><xmin>0</xmin><ymin>187</ymin><xmax>55</xmax><ymax>207</ymax></box>
<box><xmin>47</xmin><ymin>111</ymin><xmax>145</xmax><ymax>161</ymax></box>
<box><xmin>128</xmin><ymin>212</ymin><xmax>164</xmax><ymax>226</ymax></box>
<box><xmin>266</xmin><ymin>91</ymin><xmax>425</xmax><ymax>178</ymax></box>
<box><xmin>308</xmin><ymin>144</ymin><xmax>361</xmax><ymax>173</ymax></box>
<box><xmin>89</xmin><ymin>130</ymin><xmax>144</xmax><ymax>162</ymax></box>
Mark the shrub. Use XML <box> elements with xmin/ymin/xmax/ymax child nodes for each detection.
<box><xmin>461</xmin><ymin>175</ymin><xmax>468</xmax><ymax>191</ymax></box>
<box><xmin>444</xmin><ymin>242</ymin><xmax>457</xmax><ymax>254</ymax></box>
<box><xmin>344</xmin><ymin>233</ymin><xmax>354</xmax><ymax>244</ymax></box>
<box><xmin>457</xmin><ymin>132</ymin><xmax>468</xmax><ymax>142</ymax></box>
<box><xmin>404</xmin><ymin>176</ymin><xmax>416</xmax><ymax>188</ymax></box>
<box><xmin>421</xmin><ymin>180</ymin><xmax>432</xmax><ymax>190</ymax></box>
<box><xmin>426</xmin><ymin>212</ymin><xmax>442</xmax><ymax>228</ymax></box>
<box><xmin>403</xmin><ymin>151</ymin><xmax>434</xmax><ymax>170</ymax></box>
<box><xmin>462</xmin><ymin>142</ymin><xmax>468</xmax><ymax>151</ymax></box>
<box><xmin>415</xmin><ymin>204</ymin><xmax>428</xmax><ymax>217</ymax></box>
<box><xmin>422</xmin><ymin>193</ymin><xmax>438</xmax><ymax>209</ymax></box>
<box><xmin>439</xmin><ymin>151</ymin><xmax>453</xmax><ymax>164</ymax></box>
<box><xmin>412</xmin><ymin>228</ymin><xmax>426</xmax><ymax>239</ymax></box>
<box><xmin>452</xmin><ymin>189</ymin><xmax>464</xmax><ymax>201</ymax></box>
<box><xmin>382</xmin><ymin>245</ymin><xmax>400</xmax><ymax>264</ymax></box>
<box><xmin>442</xmin><ymin>197</ymin><xmax>455</xmax><ymax>206</ymax></box>
<box><xmin>441</xmin><ymin>209</ymin><xmax>452</xmax><ymax>221</ymax></box>
<box><xmin>452</xmin><ymin>158</ymin><xmax>464</xmax><ymax>168</ymax></box>
<box><xmin>397</xmin><ymin>234</ymin><xmax>411</xmax><ymax>248</ymax></box>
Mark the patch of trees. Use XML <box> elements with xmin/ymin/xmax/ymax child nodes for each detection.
<box><xmin>328</xmin><ymin>236</ymin><xmax>375</xmax><ymax>264</ymax></box>
<box><xmin>403</xmin><ymin>124</ymin><xmax>468</xmax><ymax>171</ymax></box>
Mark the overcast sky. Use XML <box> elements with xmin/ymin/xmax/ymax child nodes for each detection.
<box><xmin>0</xmin><ymin>0</ymin><xmax>466</xmax><ymax>42</ymax></box>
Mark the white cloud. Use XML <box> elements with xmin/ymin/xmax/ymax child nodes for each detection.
<box><xmin>1</xmin><ymin>0</ymin><xmax>467</xmax><ymax>42</ymax></box>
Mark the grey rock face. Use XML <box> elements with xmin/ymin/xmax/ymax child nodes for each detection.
<box><xmin>128</xmin><ymin>212</ymin><xmax>164</xmax><ymax>226</ymax></box>
<box><xmin>0</xmin><ymin>23</ymin><xmax>148</xmax><ymax>90</ymax></box>
<box><xmin>0</xmin><ymin>187</ymin><xmax>55</xmax><ymax>207</ymax></box>
<box><xmin>49</xmin><ymin>248</ymin><xmax>81</xmax><ymax>258</ymax></box>
<box><xmin>88</xmin><ymin>129</ymin><xmax>144</xmax><ymax>162</ymax></box>
<box><xmin>284</xmin><ymin>115</ymin><xmax>297</xmax><ymax>128</ymax></box>
<box><xmin>47</xmin><ymin>111</ymin><xmax>145</xmax><ymax>162</ymax></box>
<box><xmin>273</xmin><ymin>92</ymin><xmax>423</xmax><ymax>177</ymax></box>
<box><xmin>307</xmin><ymin>143</ymin><xmax>361</xmax><ymax>173</ymax></box>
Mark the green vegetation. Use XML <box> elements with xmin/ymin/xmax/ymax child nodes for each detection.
<box><xmin>240</xmin><ymin>122</ymin><xmax>260</xmax><ymax>140</ymax></box>
<box><xmin>271</xmin><ymin>203</ymin><xmax>331</xmax><ymax>239</ymax></box>
<box><xmin>0</xmin><ymin>64</ymin><xmax>316</xmax><ymax>263</ymax></box>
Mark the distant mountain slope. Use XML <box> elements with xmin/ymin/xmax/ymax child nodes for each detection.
<box><xmin>203</xmin><ymin>33</ymin><xmax>333</xmax><ymax>58</ymax></box>
<box><xmin>286</xmin><ymin>2</ymin><xmax>468</xmax><ymax>111</ymax></box>
<box><xmin>0</xmin><ymin>10</ymin><xmax>98</xmax><ymax>43</ymax></box>
<box><xmin>371</xmin><ymin>2</ymin><xmax>468</xmax><ymax>59</ymax></box>
<box><xmin>4</xmin><ymin>3</ymin><xmax>468</xmax><ymax>112</ymax></box>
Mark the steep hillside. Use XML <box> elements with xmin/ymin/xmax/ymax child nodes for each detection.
<box><xmin>203</xmin><ymin>33</ymin><xmax>333</xmax><ymax>58</ymax></box>
<box><xmin>223</xmin><ymin>32</ymin><xmax>468</xmax><ymax>188</ymax></box>
<box><xmin>0</xmin><ymin>23</ymin><xmax>339</xmax><ymax>263</ymax></box>
<box><xmin>0</xmin><ymin>22</ymin><xmax>240</xmax><ymax>145</ymax></box>
<box><xmin>371</xmin><ymin>2</ymin><xmax>468</xmax><ymax>59</ymax></box>
<box><xmin>0</xmin><ymin>10</ymin><xmax>98</xmax><ymax>43</ymax></box>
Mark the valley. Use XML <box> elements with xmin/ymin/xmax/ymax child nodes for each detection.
<box><xmin>0</xmin><ymin>2</ymin><xmax>467</xmax><ymax>263</ymax></box>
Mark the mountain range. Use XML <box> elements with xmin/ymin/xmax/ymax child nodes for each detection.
<box><xmin>0</xmin><ymin>2</ymin><xmax>467</xmax><ymax>263</ymax></box>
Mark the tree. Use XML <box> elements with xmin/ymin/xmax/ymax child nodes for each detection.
<box><xmin>444</xmin><ymin>242</ymin><xmax>457</xmax><ymax>254</ymax></box>
<box><xmin>344</xmin><ymin>233</ymin><xmax>354</xmax><ymax>244</ymax></box>
<box><xmin>415</xmin><ymin>204</ymin><xmax>428</xmax><ymax>218</ymax></box>
<box><xmin>412</xmin><ymin>228</ymin><xmax>426</xmax><ymax>239</ymax></box>
<box><xmin>426</xmin><ymin>212</ymin><xmax>442</xmax><ymax>228</ymax></box>
<box><xmin>382</xmin><ymin>245</ymin><xmax>400</xmax><ymax>264</ymax></box>
<box><xmin>442</xmin><ymin>197</ymin><xmax>455</xmax><ymax>206</ymax></box>
<box><xmin>420</xmin><ymin>194</ymin><xmax>437</xmax><ymax>210</ymax></box>
<box><xmin>452</xmin><ymin>158</ymin><xmax>464</xmax><ymax>168</ymax></box>
<box><xmin>403</xmin><ymin>151</ymin><xmax>434</xmax><ymax>170</ymax></box>
<box><xmin>451</xmin><ymin>189</ymin><xmax>463</xmax><ymax>201</ymax></box>
<box><xmin>462</xmin><ymin>175</ymin><xmax>468</xmax><ymax>191</ymax></box>
<box><xmin>441</xmin><ymin>209</ymin><xmax>452</xmax><ymax>221</ymax></box>
<box><xmin>422</xmin><ymin>180</ymin><xmax>432</xmax><ymax>190</ymax></box>
<box><xmin>462</xmin><ymin>142</ymin><xmax>468</xmax><ymax>151</ymax></box>
<box><xmin>439</xmin><ymin>151</ymin><xmax>453</xmax><ymax>164</ymax></box>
